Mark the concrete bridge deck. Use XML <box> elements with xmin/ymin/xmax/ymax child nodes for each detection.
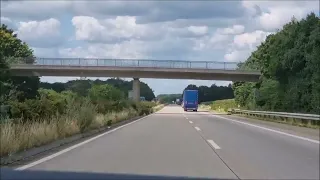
<box><xmin>10</xmin><ymin>58</ymin><xmax>261</xmax><ymax>82</ymax></box>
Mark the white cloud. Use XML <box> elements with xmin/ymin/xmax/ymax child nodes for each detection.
<box><xmin>16</xmin><ymin>18</ymin><xmax>62</xmax><ymax>47</ymax></box>
<box><xmin>187</xmin><ymin>26</ymin><xmax>208</xmax><ymax>35</ymax></box>
<box><xmin>258</xmin><ymin>7</ymin><xmax>306</xmax><ymax>31</ymax></box>
<box><xmin>71</xmin><ymin>16</ymin><xmax>210</xmax><ymax>44</ymax></box>
<box><xmin>242</xmin><ymin>1</ymin><xmax>319</xmax><ymax>31</ymax></box>
<box><xmin>218</xmin><ymin>25</ymin><xmax>245</xmax><ymax>35</ymax></box>
<box><xmin>1</xmin><ymin>17</ymin><xmax>12</xmax><ymax>24</ymax></box>
<box><xmin>224</xmin><ymin>49</ymin><xmax>252</xmax><ymax>62</ymax></box>
<box><xmin>59</xmin><ymin>40</ymin><xmax>147</xmax><ymax>59</ymax></box>
<box><xmin>72</xmin><ymin>16</ymin><xmax>165</xmax><ymax>43</ymax></box>
<box><xmin>192</xmin><ymin>24</ymin><xmax>247</xmax><ymax>52</ymax></box>
<box><xmin>233</xmin><ymin>30</ymin><xmax>271</xmax><ymax>49</ymax></box>
<box><xmin>209</xmin><ymin>33</ymin><xmax>229</xmax><ymax>44</ymax></box>
<box><xmin>32</xmin><ymin>47</ymin><xmax>59</xmax><ymax>58</ymax></box>
<box><xmin>72</xmin><ymin>16</ymin><xmax>106</xmax><ymax>42</ymax></box>
<box><xmin>192</xmin><ymin>26</ymin><xmax>236</xmax><ymax>51</ymax></box>
<box><xmin>223</xmin><ymin>30</ymin><xmax>272</xmax><ymax>62</ymax></box>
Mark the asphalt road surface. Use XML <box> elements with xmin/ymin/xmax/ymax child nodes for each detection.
<box><xmin>9</xmin><ymin>105</ymin><xmax>320</xmax><ymax>179</ymax></box>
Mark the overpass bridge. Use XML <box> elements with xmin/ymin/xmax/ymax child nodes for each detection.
<box><xmin>9</xmin><ymin>58</ymin><xmax>261</xmax><ymax>101</ymax></box>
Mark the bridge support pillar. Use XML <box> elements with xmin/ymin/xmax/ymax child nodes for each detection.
<box><xmin>132</xmin><ymin>78</ymin><xmax>140</xmax><ymax>102</ymax></box>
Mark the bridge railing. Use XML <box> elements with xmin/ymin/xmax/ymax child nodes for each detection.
<box><xmin>10</xmin><ymin>57</ymin><xmax>255</xmax><ymax>71</ymax></box>
<box><xmin>228</xmin><ymin>109</ymin><xmax>320</xmax><ymax>122</ymax></box>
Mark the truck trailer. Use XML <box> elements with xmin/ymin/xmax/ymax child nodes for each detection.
<box><xmin>182</xmin><ymin>90</ymin><xmax>198</xmax><ymax>112</ymax></box>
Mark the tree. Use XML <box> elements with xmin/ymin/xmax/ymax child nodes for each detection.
<box><xmin>233</xmin><ymin>13</ymin><xmax>320</xmax><ymax>113</ymax></box>
<box><xmin>139</xmin><ymin>81</ymin><xmax>155</xmax><ymax>101</ymax></box>
<box><xmin>65</xmin><ymin>80</ymin><xmax>92</xmax><ymax>96</ymax></box>
<box><xmin>39</xmin><ymin>82</ymin><xmax>66</xmax><ymax>93</ymax></box>
<box><xmin>158</xmin><ymin>83</ymin><xmax>234</xmax><ymax>104</ymax></box>
<box><xmin>183</xmin><ymin>83</ymin><xmax>234</xmax><ymax>103</ymax></box>
<box><xmin>0</xmin><ymin>24</ymin><xmax>38</xmax><ymax>102</ymax></box>
<box><xmin>157</xmin><ymin>94</ymin><xmax>182</xmax><ymax>103</ymax></box>
<box><xmin>39</xmin><ymin>78</ymin><xmax>156</xmax><ymax>101</ymax></box>
<box><xmin>88</xmin><ymin>84</ymin><xmax>124</xmax><ymax>103</ymax></box>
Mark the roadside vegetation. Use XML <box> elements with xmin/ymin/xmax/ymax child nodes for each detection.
<box><xmin>200</xmin><ymin>98</ymin><xmax>319</xmax><ymax>128</ymax></box>
<box><xmin>211</xmin><ymin>99</ymin><xmax>237</xmax><ymax>112</ymax></box>
<box><xmin>0</xmin><ymin>88</ymin><xmax>158</xmax><ymax>157</ymax></box>
<box><xmin>199</xmin><ymin>14</ymin><xmax>320</xmax><ymax>128</ymax></box>
<box><xmin>0</xmin><ymin>24</ymin><xmax>161</xmax><ymax>157</ymax></box>
<box><xmin>198</xmin><ymin>13</ymin><xmax>319</xmax><ymax>116</ymax></box>
<box><xmin>233</xmin><ymin>13</ymin><xmax>320</xmax><ymax>114</ymax></box>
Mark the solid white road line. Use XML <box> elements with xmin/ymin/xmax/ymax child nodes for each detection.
<box><xmin>189</xmin><ymin>121</ymin><xmax>193</xmax><ymax>124</ymax></box>
<box><xmin>212</xmin><ymin>115</ymin><xmax>320</xmax><ymax>144</ymax></box>
<box><xmin>207</xmin><ymin>140</ymin><xmax>221</xmax><ymax>150</ymax></box>
<box><xmin>15</xmin><ymin>114</ymin><xmax>153</xmax><ymax>171</ymax></box>
<box><xmin>194</xmin><ymin>127</ymin><xmax>201</xmax><ymax>131</ymax></box>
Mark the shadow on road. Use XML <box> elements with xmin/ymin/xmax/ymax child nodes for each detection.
<box><xmin>1</xmin><ymin>168</ymin><xmax>233</xmax><ymax>180</ymax></box>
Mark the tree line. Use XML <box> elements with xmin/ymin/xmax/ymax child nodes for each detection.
<box><xmin>40</xmin><ymin>78</ymin><xmax>155</xmax><ymax>101</ymax></box>
<box><xmin>157</xmin><ymin>83</ymin><xmax>234</xmax><ymax>103</ymax></box>
<box><xmin>233</xmin><ymin>13</ymin><xmax>320</xmax><ymax>114</ymax></box>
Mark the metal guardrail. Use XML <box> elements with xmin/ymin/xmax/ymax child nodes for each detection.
<box><xmin>228</xmin><ymin>109</ymin><xmax>320</xmax><ymax>121</ymax></box>
<box><xmin>9</xmin><ymin>57</ymin><xmax>259</xmax><ymax>72</ymax></box>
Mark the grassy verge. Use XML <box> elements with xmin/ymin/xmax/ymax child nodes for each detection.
<box><xmin>0</xmin><ymin>103</ymin><xmax>163</xmax><ymax>157</ymax></box>
<box><xmin>234</xmin><ymin>113</ymin><xmax>320</xmax><ymax>129</ymax></box>
<box><xmin>211</xmin><ymin>99</ymin><xmax>237</xmax><ymax>112</ymax></box>
<box><xmin>199</xmin><ymin>104</ymin><xmax>229</xmax><ymax>114</ymax></box>
<box><xmin>152</xmin><ymin>104</ymin><xmax>165</xmax><ymax>112</ymax></box>
<box><xmin>201</xmin><ymin>99</ymin><xmax>319</xmax><ymax>129</ymax></box>
<box><xmin>198</xmin><ymin>104</ymin><xmax>211</xmax><ymax>111</ymax></box>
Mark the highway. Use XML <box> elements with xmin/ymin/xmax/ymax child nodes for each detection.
<box><xmin>11</xmin><ymin>105</ymin><xmax>320</xmax><ymax>179</ymax></box>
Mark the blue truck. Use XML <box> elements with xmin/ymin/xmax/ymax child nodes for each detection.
<box><xmin>182</xmin><ymin>90</ymin><xmax>198</xmax><ymax>112</ymax></box>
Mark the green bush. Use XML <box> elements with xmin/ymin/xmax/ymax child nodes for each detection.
<box><xmin>38</xmin><ymin>89</ymin><xmax>68</xmax><ymax>114</ymax></box>
<box><xmin>76</xmin><ymin>99</ymin><xmax>96</xmax><ymax>132</ymax></box>
<box><xmin>8</xmin><ymin>89</ymin><xmax>77</xmax><ymax>122</ymax></box>
<box><xmin>89</xmin><ymin>84</ymin><xmax>124</xmax><ymax>103</ymax></box>
<box><xmin>107</xmin><ymin>120</ymin><xmax>112</xmax><ymax>126</ymax></box>
<box><xmin>137</xmin><ymin>101</ymin><xmax>156</xmax><ymax>115</ymax></box>
<box><xmin>6</xmin><ymin>83</ymin><xmax>156</xmax><ymax>127</ymax></box>
<box><xmin>95</xmin><ymin>100</ymin><xmax>132</xmax><ymax>114</ymax></box>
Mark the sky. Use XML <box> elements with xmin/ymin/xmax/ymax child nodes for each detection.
<box><xmin>1</xmin><ymin>0</ymin><xmax>319</xmax><ymax>95</ymax></box>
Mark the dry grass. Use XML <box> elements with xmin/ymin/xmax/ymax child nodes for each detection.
<box><xmin>0</xmin><ymin>107</ymin><xmax>150</xmax><ymax>157</ymax></box>
<box><xmin>0</xmin><ymin>116</ymin><xmax>81</xmax><ymax>157</ymax></box>
<box><xmin>210</xmin><ymin>99</ymin><xmax>237</xmax><ymax>112</ymax></box>
<box><xmin>199</xmin><ymin>104</ymin><xmax>211</xmax><ymax>111</ymax></box>
<box><xmin>152</xmin><ymin>104</ymin><xmax>165</xmax><ymax>112</ymax></box>
<box><xmin>0</xmin><ymin>103</ymin><xmax>160</xmax><ymax>157</ymax></box>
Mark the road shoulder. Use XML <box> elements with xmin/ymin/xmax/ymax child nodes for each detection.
<box><xmin>217</xmin><ymin>114</ymin><xmax>319</xmax><ymax>141</ymax></box>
